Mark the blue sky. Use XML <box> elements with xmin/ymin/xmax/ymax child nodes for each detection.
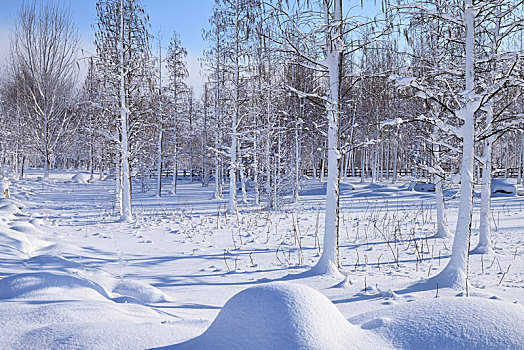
<box><xmin>0</xmin><ymin>0</ymin><xmax>215</xmax><ymax>50</ymax></box>
<box><xmin>0</xmin><ymin>0</ymin><xmax>381</xmax><ymax>96</ymax></box>
<box><xmin>0</xmin><ymin>0</ymin><xmax>216</xmax><ymax>94</ymax></box>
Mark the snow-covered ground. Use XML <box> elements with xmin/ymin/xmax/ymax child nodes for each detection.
<box><xmin>1</xmin><ymin>169</ymin><xmax>523</xmax><ymax>349</ymax></box>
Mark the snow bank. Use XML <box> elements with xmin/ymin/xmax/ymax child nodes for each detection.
<box><xmin>0</xmin><ymin>272</ymin><xmax>111</xmax><ymax>301</ymax></box>
<box><xmin>175</xmin><ymin>282</ymin><xmax>389</xmax><ymax>350</ymax></box>
<box><xmin>350</xmin><ymin>297</ymin><xmax>524</xmax><ymax>349</ymax></box>
<box><xmin>72</xmin><ymin>172</ymin><xmax>92</xmax><ymax>184</ymax></box>
<box><xmin>0</xmin><ymin>274</ymin><xmax>182</xmax><ymax>349</ymax></box>
<box><xmin>491</xmin><ymin>178</ymin><xmax>516</xmax><ymax>196</ymax></box>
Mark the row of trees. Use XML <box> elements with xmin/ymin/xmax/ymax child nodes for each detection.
<box><xmin>1</xmin><ymin>0</ymin><xmax>524</xmax><ymax>288</ymax></box>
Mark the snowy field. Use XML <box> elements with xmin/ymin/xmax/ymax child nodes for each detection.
<box><xmin>1</xmin><ymin>169</ymin><xmax>523</xmax><ymax>349</ymax></box>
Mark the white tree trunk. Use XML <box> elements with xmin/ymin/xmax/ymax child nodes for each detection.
<box><xmin>434</xmin><ymin>141</ymin><xmax>451</xmax><ymax>239</ymax></box>
<box><xmin>171</xmin><ymin>134</ymin><xmax>178</xmax><ymax>195</ymax></box>
<box><xmin>189</xmin><ymin>139</ymin><xmax>194</xmax><ymax>184</ymax></box>
<box><xmin>264</xmin><ymin>126</ymin><xmax>273</xmax><ymax>210</ymax></box>
<box><xmin>253</xmin><ymin>129</ymin><xmax>260</xmax><ymax>205</ymax></box>
<box><xmin>312</xmin><ymin>0</ymin><xmax>343</xmax><ymax>277</ymax></box>
<box><xmin>239</xmin><ymin>143</ymin><xmax>247</xmax><ymax>204</ymax></box>
<box><xmin>115</xmin><ymin>144</ymin><xmax>122</xmax><ymax>214</ymax></box>
<box><xmin>360</xmin><ymin>146</ymin><xmax>366</xmax><ymax>183</ymax></box>
<box><xmin>228</xmin><ymin>83</ymin><xmax>238</xmax><ymax>213</ymax></box>
<box><xmin>202</xmin><ymin>86</ymin><xmax>209</xmax><ymax>187</ymax></box>
<box><xmin>312</xmin><ymin>143</ymin><xmax>317</xmax><ymax>180</ymax></box>
<box><xmin>44</xmin><ymin>116</ymin><xmax>50</xmax><ymax>179</ymax></box>
<box><xmin>519</xmin><ymin>134</ymin><xmax>524</xmax><ymax>185</ymax></box>
<box><xmin>228</xmin><ymin>0</ymin><xmax>241</xmax><ymax>214</ymax></box>
<box><xmin>119</xmin><ymin>0</ymin><xmax>132</xmax><ymax>222</ymax></box>
<box><xmin>392</xmin><ymin>127</ymin><xmax>399</xmax><ymax>183</ymax></box>
<box><xmin>155</xmin><ymin>126</ymin><xmax>163</xmax><ymax>197</ymax></box>
<box><xmin>156</xmin><ymin>42</ymin><xmax>163</xmax><ymax>197</ymax></box>
<box><xmin>434</xmin><ymin>0</ymin><xmax>475</xmax><ymax>289</ymax></box>
<box><xmin>274</xmin><ymin>123</ymin><xmax>282</xmax><ymax>208</ymax></box>
<box><xmin>293</xmin><ymin>118</ymin><xmax>301</xmax><ymax>203</ymax></box>
<box><xmin>473</xmin><ymin>102</ymin><xmax>494</xmax><ymax>254</ymax></box>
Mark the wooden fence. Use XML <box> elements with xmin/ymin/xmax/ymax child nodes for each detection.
<box><xmin>137</xmin><ymin>167</ymin><xmax>522</xmax><ymax>179</ymax></box>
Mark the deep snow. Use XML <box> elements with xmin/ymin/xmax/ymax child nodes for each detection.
<box><xmin>173</xmin><ymin>282</ymin><xmax>390</xmax><ymax>349</ymax></box>
<box><xmin>0</xmin><ymin>169</ymin><xmax>523</xmax><ymax>349</ymax></box>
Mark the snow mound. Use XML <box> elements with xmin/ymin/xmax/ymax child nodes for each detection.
<box><xmin>36</xmin><ymin>242</ymin><xmax>86</xmax><ymax>256</ymax></box>
<box><xmin>25</xmin><ymin>254</ymin><xmax>83</xmax><ymax>270</ymax></box>
<box><xmin>491</xmin><ymin>178</ymin><xmax>516</xmax><ymax>196</ymax></box>
<box><xmin>332</xmin><ymin>274</ymin><xmax>353</xmax><ymax>289</ymax></box>
<box><xmin>0</xmin><ymin>197</ymin><xmax>25</xmax><ymax>209</ymax></box>
<box><xmin>0</xmin><ymin>272</ymin><xmax>111</xmax><ymax>301</ymax></box>
<box><xmin>72</xmin><ymin>172</ymin><xmax>92</xmax><ymax>184</ymax></box>
<box><xmin>402</xmin><ymin>181</ymin><xmax>435</xmax><ymax>192</ymax></box>
<box><xmin>29</xmin><ymin>217</ymin><xmax>46</xmax><ymax>227</ymax></box>
<box><xmin>175</xmin><ymin>282</ymin><xmax>389</xmax><ymax>350</ymax></box>
<box><xmin>0</xmin><ymin>204</ymin><xmax>21</xmax><ymax>221</ymax></box>
<box><xmin>112</xmin><ymin>279</ymin><xmax>168</xmax><ymax>304</ymax></box>
<box><xmin>0</xmin><ymin>229</ymin><xmax>33</xmax><ymax>254</ymax></box>
<box><xmin>0</xmin><ymin>299</ymin><xmax>184</xmax><ymax>349</ymax></box>
<box><xmin>413</xmin><ymin>182</ymin><xmax>435</xmax><ymax>192</ymax></box>
<box><xmin>9</xmin><ymin>222</ymin><xmax>42</xmax><ymax>235</ymax></box>
<box><xmin>350</xmin><ymin>297</ymin><xmax>524</xmax><ymax>349</ymax></box>
<box><xmin>339</xmin><ymin>181</ymin><xmax>356</xmax><ymax>192</ymax></box>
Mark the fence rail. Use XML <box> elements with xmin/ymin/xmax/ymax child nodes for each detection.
<box><xmin>136</xmin><ymin>167</ymin><xmax>522</xmax><ymax>179</ymax></box>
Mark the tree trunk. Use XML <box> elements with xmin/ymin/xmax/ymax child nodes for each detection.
<box><xmin>155</xmin><ymin>126</ymin><xmax>163</xmax><ymax>197</ymax></box>
<box><xmin>392</xmin><ymin>127</ymin><xmax>399</xmax><ymax>183</ymax></box>
<box><xmin>312</xmin><ymin>0</ymin><xmax>343</xmax><ymax>277</ymax></box>
<box><xmin>434</xmin><ymin>0</ymin><xmax>475</xmax><ymax>289</ymax></box>
<box><xmin>119</xmin><ymin>0</ymin><xmax>132</xmax><ymax>222</ymax></box>
<box><xmin>473</xmin><ymin>102</ymin><xmax>494</xmax><ymax>254</ymax></box>
<box><xmin>519</xmin><ymin>133</ymin><xmax>524</xmax><ymax>185</ymax></box>
<box><xmin>434</xmin><ymin>143</ymin><xmax>451</xmax><ymax>239</ymax></box>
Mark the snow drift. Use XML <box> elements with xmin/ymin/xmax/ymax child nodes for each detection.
<box><xmin>0</xmin><ymin>272</ymin><xmax>111</xmax><ymax>301</ymax></box>
<box><xmin>0</xmin><ymin>271</ymin><xmax>181</xmax><ymax>349</ymax></box>
<box><xmin>173</xmin><ymin>282</ymin><xmax>389</xmax><ymax>350</ymax></box>
<box><xmin>350</xmin><ymin>297</ymin><xmax>524</xmax><ymax>349</ymax></box>
<box><xmin>72</xmin><ymin>172</ymin><xmax>92</xmax><ymax>184</ymax></box>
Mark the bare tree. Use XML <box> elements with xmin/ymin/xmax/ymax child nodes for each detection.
<box><xmin>166</xmin><ymin>31</ymin><xmax>189</xmax><ymax>195</ymax></box>
<box><xmin>94</xmin><ymin>0</ymin><xmax>153</xmax><ymax>221</ymax></box>
<box><xmin>10</xmin><ymin>1</ymin><xmax>79</xmax><ymax>178</ymax></box>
